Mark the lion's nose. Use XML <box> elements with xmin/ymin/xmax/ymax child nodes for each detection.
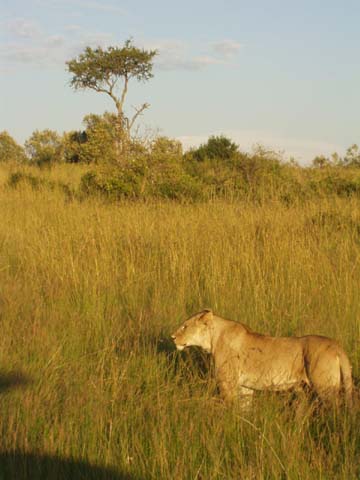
<box><xmin>171</xmin><ymin>335</ymin><xmax>176</xmax><ymax>340</ymax></box>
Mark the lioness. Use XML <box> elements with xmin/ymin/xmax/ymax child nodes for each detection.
<box><xmin>171</xmin><ymin>309</ymin><xmax>353</xmax><ymax>407</ymax></box>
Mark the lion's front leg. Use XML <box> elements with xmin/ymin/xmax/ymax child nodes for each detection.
<box><xmin>218</xmin><ymin>380</ymin><xmax>254</xmax><ymax>408</ymax></box>
<box><xmin>237</xmin><ymin>386</ymin><xmax>254</xmax><ymax>410</ymax></box>
<box><xmin>217</xmin><ymin>367</ymin><xmax>254</xmax><ymax>408</ymax></box>
<box><xmin>218</xmin><ymin>378</ymin><xmax>238</xmax><ymax>402</ymax></box>
<box><xmin>216</xmin><ymin>362</ymin><xmax>238</xmax><ymax>402</ymax></box>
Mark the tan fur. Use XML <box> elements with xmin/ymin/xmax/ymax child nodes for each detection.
<box><xmin>171</xmin><ymin>309</ymin><xmax>353</xmax><ymax>407</ymax></box>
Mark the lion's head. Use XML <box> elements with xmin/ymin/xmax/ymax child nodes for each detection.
<box><xmin>171</xmin><ymin>309</ymin><xmax>213</xmax><ymax>352</ymax></box>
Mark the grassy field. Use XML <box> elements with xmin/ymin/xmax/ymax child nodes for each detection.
<box><xmin>0</xmin><ymin>165</ymin><xmax>359</xmax><ymax>479</ymax></box>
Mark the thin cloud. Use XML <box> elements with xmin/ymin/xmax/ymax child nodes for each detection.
<box><xmin>78</xmin><ymin>32</ymin><xmax>114</xmax><ymax>47</ymax></box>
<box><xmin>76</xmin><ymin>1</ymin><xmax>125</xmax><ymax>13</ymax></box>
<box><xmin>5</xmin><ymin>18</ymin><xmax>41</xmax><ymax>39</ymax></box>
<box><xmin>0</xmin><ymin>44</ymin><xmax>51</xmax><ymax>66</ymax></box>
<box><xmin>63</xmin><ymin>25</ymin><xmax>82</xmax><ymax>33</ymax></box>
<box><xmin>149</xmin><ymin>39</ymin><xmax>229</xmax><ymax>71</ymax></box>
<box><xmin>187</xmin><ymin>55</ymin><xmax>224</xmax><ymax>69</ymax></box>
<box><xmin>148</xmin><ymin>40</ymin><xmax>190</xmax><ymax>70</ymax></box>
<box><xmin>211</xmin><ymin>40</ymin><xmax>242</xmax><ymax>58</ymax></box>
<box><xmin>0</xmin><ymin>43</ymin><xmax>65</xmax><ymax>67</ymax></box>
<box><xmin>37</xmin><ymin>0</ymin><xmax>125</xmax><ymax>14</ymax></box>
<box><xmin>45</xmin><ymin>35</ymin><xmax>65</xmax><ymax>47</ymax></box>
<box><xmin>0</xmin><ymin>24</ymin><xmax>114</xmax><ymax>69</ymax></box>
<box><xmin>156</xmin><ymin>55</ymin><xmax>223</xmax><ymax>71</ymax></box>
<box><xmin>1</xmin><ymin>28</ymin><xmax>240</xmax><ymax>73</ymax></box>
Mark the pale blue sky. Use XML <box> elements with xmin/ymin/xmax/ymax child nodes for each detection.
<box><xmin>1</xmin><ymin>0</ymin><xmax>359</xmax><ymax>163</ymax></box>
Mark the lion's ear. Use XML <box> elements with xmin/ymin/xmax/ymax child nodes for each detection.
<box><xmin>200</xmin><ymin>308</ymin><xmax>213</xmax><ymax>324</ymax></box>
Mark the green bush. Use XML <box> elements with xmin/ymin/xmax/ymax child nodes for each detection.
<box><xmin>154</xmin><ymin>171</ymin><xmax>204</xmax><ymax>201</ymax></box>
<box><xmin>309</xmin><ymin>174</ymin><xmax>360</xmax><ymax>197</ymax></box>
<box><xmin>80</xmin><ymin>152</ymin><xmax>205</xmax><ymax>202</ymax></box>
<box><xmin>80</xmin><ymin>163</ymin><xmax>146</xmax><ymax>199</ymax></box>
<box><xmin>24</xmin><ymin>129</ymin><xmax>64</xmax><ymax>167</ymax></box>
<box><xmin>8</xmin><ymin>172</ymin><xmax>45</xmax><ymax>189</ymax></box>
<box><xmin>0</xmin><ymin>131</ymin><xmax>26</xmax><ymax>163</ymax></box>
<box><xmin>187</xmin><ymin>135</ymin><xmax>239</xmax><ymax>162</ymax></box>
<box><xmin>8</xmin><ymin>171</ymin><xmax>74</xmax><ymax>199</ymax></box>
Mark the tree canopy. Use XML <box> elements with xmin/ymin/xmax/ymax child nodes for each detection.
<box><xmin>0</xmin><ymin>131</ymin><xmax>26</xmax><ymax>163</ymax></box>
<box><xmin>190</xmin><ymin>135</ymin><xmax>239</xmax><ymax>161</ymax></box>
<box><xmin>25</xmin><ymin>129</ymin><xmax>63</xmax><ymax>166</ymax></box>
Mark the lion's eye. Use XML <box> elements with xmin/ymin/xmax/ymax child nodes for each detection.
<box><xmin>181</xmin><ymin>325</ymin><xmax>187</xmax><ymax>331</ymax></box>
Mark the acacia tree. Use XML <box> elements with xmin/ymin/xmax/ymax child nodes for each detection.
<box><xmin>66</xmin><ymin>39</ymin><xmax>157</xmax><ymax>160</ymax></box>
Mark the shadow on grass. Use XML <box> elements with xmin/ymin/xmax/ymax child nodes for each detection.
<box><xmin>0</xmin><ymin>451</ymin><xmax>142</xmax><ymax>480</ymax></box>
<box><xmin>156</xmin><ymin>335</ymin><xmax>213</xmax><ymax>381</ymax></box>
<box><xmin>0</xmin><ymin>371</ymin><xmax>30</xmax><ymax>394</ymax></box>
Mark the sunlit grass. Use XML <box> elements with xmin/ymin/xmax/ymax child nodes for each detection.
<box><xmin>0</xmin><ymin>165</ymin><xmax>359</xmax><ymax>478</ymax></box>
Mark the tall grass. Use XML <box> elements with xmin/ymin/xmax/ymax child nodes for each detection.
<box><xmin>0</xmin><ymin>165</ymin><xmax>359</xmax><ymax>478</ymax></box>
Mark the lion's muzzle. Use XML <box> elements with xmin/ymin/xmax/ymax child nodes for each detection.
<box><xmin>171</xmin><ymin>334</ymin><xmax>187</xmax><ymax>351</ymax></box>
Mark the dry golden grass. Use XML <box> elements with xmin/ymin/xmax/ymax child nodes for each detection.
<box><xmin>0</xmin><ymin>164</ymin><xmax>359</xmax><ymax>479</ymax></box>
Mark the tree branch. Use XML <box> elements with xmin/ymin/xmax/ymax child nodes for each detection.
<box><xmin>128</xmin><ymin>103</ymin><xmax>150</xmax><ymax>133</ymax></box>
<box><xmin>90</xmin><ymin>84</ymin><xmax>120</xmax><ymax>109</ymax></box>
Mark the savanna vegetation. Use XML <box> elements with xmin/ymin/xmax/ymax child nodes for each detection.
<box><xmin>0</xmin><ymin>165</ymin><xmax>360</xmax><ymax>479</ymax></box>
<box><xmin>1</xmin><ymin>38</ymin><xmax>360</xmax><ymax>479</ymax></box>
<box><xmin>1</xmin><ymin>38</ymin><xmax>360</xmax><ymax>204</ymax></box>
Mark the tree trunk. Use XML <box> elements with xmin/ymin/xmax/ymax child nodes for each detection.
<box><xmin>114</xmin><ymin>110</ymin><xmax>130</xmax><ymax>164</ymax></box>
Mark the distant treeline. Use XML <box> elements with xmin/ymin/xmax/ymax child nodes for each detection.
<box><xmin>1</xmin><ymin>113</ymin><xmax>360</xmax><ymax>202</ymax></box>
